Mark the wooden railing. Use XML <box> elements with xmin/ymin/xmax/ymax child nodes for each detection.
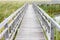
<box><xmin>0</xmin><ymin>3</ymin><xmax>28</xmax><ymax>40</ymax></box>
<box><xmin>33</xmin><ymin>3</ymin><xmax>60</xmax><ymax>40</ymax></box>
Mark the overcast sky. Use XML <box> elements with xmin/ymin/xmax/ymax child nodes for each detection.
<box><xmin>0</xmin><ymin>0</ymin><xmax>52</xmax><ymax>2</ymax></box>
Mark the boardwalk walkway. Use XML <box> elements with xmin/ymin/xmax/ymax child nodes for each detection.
<box><xmin>15</xmin><ymin>4</ymin><xmax>45</xmax><ymax>40</ymax></box>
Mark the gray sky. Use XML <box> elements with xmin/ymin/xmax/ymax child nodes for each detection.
<box><xmin>0</xmin><ymin>0</ymin><xmax>52</xmax><ymax>2</ymax></box>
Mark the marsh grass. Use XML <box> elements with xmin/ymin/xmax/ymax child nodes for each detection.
<box><xmin>39</xmin><ymin>4</ymin><xmax>60</xmax><ymax>40</ymax></box>
<box><xmin>0</xmin><ymin>1</ymin><xmax>24</xmax><ymax>40</ymax></box>
<box><xmin>0</xmin><ymin>1</ymin><xmax>24</xmax><ymax>23</ymax></box>
<box><xmin>39</xmin><ymin>4</ymin><xmax>60</xmax><ymax>17</ymax></box>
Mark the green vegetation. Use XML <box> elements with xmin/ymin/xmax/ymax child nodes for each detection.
<box><xmin>0</xmin><ymin>1</ymin><xmax>24</xmax><ymax>23</ymax></box>
<box><xmin>54</xmin><ymin>27</ymin><xmax>60</xmax><ymax>40</ymax></box>
<box><xmin>0</xmin><ymin>1</ymin><xmax>24</xmax><ymax>40</ymax></box>
<box><xmin>39</xmin><ymin>4</ymin><xmax>60</xmax><ymax>40</ymax></box>
<box><xmin>39</xmin><ymin>4</ymin><xmax>60</xmax><ymax>17</ymax></box>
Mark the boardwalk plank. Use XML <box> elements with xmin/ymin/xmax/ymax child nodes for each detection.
<box><xmin>15</xmin><ymin>4</ymin><xmax>45</xmax><ymax>40</ymax></box>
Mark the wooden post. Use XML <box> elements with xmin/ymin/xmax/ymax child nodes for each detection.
<box><xmin>51</xmin><ymin>23</ymin><xmax>54</xmax><ymax>40</ymax></box>
<box><xmin>4</xmin><ymin>23</ymin><xmax>9</xmax><ymax>40</ymax></box>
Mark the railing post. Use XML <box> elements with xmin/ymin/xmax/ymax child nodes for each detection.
<box><xmin>5</xmin><ymin>23</ymin><xmax>8</xmax><ymax>28</ymax></box>
<box><xmin>51</xmin><ymin>22</ymin><xmax>54</xmax><ymax>40</ymax></box>
<box><xmin>0</xmin><ymin>3</ymin><xmax>28</xmax><ymax>40</ymax></box>
<box><xmin>4</xmin><ymin>30</ymin><xmax>9</xmax><ymax>40</ymax></box>
<box><xmin>33</xmin><ymin>3</ymin><xmax>60</xmax><ymax>40</ymax></box>
<box><xmin>4</xmin><ymin>23</ymin><xmax>9</xmax><ymax>40</ymax></box>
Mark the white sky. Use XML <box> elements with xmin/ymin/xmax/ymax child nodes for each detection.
<box><xmin>0</xmin><ymin>0</ymin><xmax>52</xmax><ymax>2</ymax></box>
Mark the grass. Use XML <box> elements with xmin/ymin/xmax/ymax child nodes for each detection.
<box><xmin>39</xmin><ymin>4</ymin><xmax>60</xmax><ymax>40</ymax></box>
<box><xmin>0</xmin><ymin>1</ymin><xmax>24</xmax><ymax>23</ymax></box>
<box><xmin>54</xmin><ymin>27</ymin><xmax>60</xmax><ymax>40</ymax></box>
<box><xmin>0</xmin><ymin>1</ymin><xmax>24</xmax><ymax>40</ymax></box>
<box><xmin>0</xmin><ymin>27</ymin><xmax>5</xmax><ymax>33</ymax></box>
<box><xmin>39</xmin><ymin>4</ymin><xmax>60</xmax><ymax>18</ymax></box>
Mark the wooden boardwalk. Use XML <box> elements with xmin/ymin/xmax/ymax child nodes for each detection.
<box><xmin>15</xmin><ymin>4</ymin><xmax>45</xmax><ymax>40</ymax></box>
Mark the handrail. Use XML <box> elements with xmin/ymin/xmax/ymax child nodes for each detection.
<box><xmin>0</xmin><ymin>3</ymin><xmax>28</xmax><ymax>40</ymax></box>
<box><xmin>37</xmin><ymin>5</ymin><xmax>60</xmax><ymax>30</ymax></box>
<box><xmin>33</xmin><ymin>3</ymin><xmax>60</xmax><ymax>30</ymax></box>
<box><xmin>0</xmin><ymin>3</ymin><xmax>26</xmax><ymax>29</ymax></box>
<box><xmin>33</xmin><ymin>3</ymin><xmax>60</xmax><ymax>40</ymax></box>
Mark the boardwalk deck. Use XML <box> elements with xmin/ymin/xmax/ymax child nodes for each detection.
<box><xmin>15</xmin><ymin>4</ymin><xmax>45</xmax><ymax>40</ymax></box>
